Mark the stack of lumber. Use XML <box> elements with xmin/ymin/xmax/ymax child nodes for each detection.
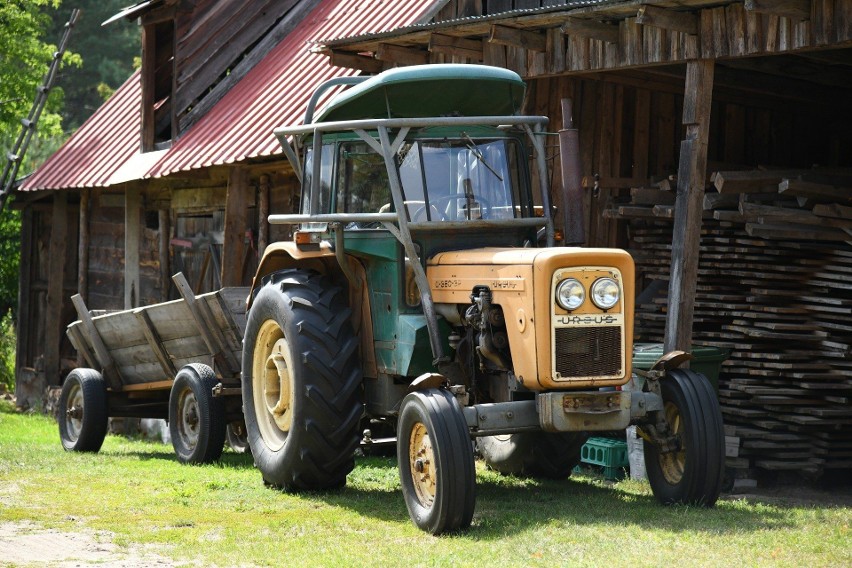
<box><xmin>609</xmin><ymin>168</ymin><xmax>852</xmax><ymax>478</ymax></box>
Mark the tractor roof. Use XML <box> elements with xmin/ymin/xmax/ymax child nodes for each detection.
<box><xmin>313</xmin><ymin>64</ymin><xmax>526</xmax><ymax>123</ymax></box>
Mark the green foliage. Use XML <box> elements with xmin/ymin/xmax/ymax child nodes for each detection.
<box><xmin>0</xmin><ymin>1</ymin><xmax>76</xmax><ymax>146</ymax></box>
<box><xmin>0</xmin><ymin>203</ymin><xmax>21</xmax><ymax>317</ymax></box>
<box><xmin>47</xmin><ymin>0</ymin><xmax>139</xmax><ymax>130</ymax></box>
<box><xmin>0</xmin><ymin>311</ymin><xmax>15</xmax><ymax>391</ymax></box>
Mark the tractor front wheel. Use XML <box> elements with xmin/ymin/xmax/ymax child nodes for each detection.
<box><xmin>398</xmin><ymin>388</ymin><xmax>476</xmax><ymax>534</ymax></box>
<box><xmin>644</xmin><ymin>369</ymin><xmax>725</xmax><ymax>506</ymax></box>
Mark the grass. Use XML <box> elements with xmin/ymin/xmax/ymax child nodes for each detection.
<box><xmin>1</xmin><ymin>399</ymin><xmax>849</xmax><ymax>567</ymax></box>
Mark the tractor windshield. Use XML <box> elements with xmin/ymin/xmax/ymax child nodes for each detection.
<box><xmin>303</xmin><ymin>135</ymin><xmax>531</xmax><ymax>224</ymax></box>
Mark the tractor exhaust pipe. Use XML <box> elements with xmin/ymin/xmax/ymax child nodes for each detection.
<box><xmin>559</xmin><ymin>99</ymin><xmax>586</xmax><ymax>245</ymax></box>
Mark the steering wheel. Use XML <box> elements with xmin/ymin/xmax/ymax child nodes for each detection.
<box><xmin>411</xmin><ymin>193</ymin><xmax>492</xmax><ymax>221</ymax></box>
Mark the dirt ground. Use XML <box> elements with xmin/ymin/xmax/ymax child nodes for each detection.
<box><xmin>0</xmin><ymin>521</ymin><xmax>182</xmax><ymax>567</ymax></box>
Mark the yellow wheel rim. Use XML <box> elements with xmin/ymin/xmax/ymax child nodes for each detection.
<box><xmin>658</xmin><ymin>401</ymin><xmax>685</xmax><ymax>484</ymax></box>
<box><xmin>409</xmin><ymin>422</ymin><xmax>436</xmax><ymax>508</ymax></box>
<box><xmin>252</xmin><ymin>319</ymin><xmax>294</xmax><ymax>451</ymax></box>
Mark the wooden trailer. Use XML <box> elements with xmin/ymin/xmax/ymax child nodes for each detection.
<box><xmin>60</xmin><ymin>272</ymin><xmax>250</xmax><ymax>463</ymax></box>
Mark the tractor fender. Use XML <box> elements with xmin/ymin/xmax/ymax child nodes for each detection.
<box><xmin>650</xmin><ymin>350</ymin><xmax>694</xmax><ymax>372</ymax></box>
<box><xmin>247</xmin><ymin>242</ymin><xmax>336</xmax><ymax>309</ymax></box>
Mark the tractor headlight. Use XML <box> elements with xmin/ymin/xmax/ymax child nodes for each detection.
<box><xmin>556</xmin><ymin>278</ymin><xmax>585</xmax><ymax>311</ymax></box>
<box><xmin>591</xmin><ymin>278</ymin><xmax>620</xmax><ymax>310</ymax></box>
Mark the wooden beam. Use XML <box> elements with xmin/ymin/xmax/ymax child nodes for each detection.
<box><xmin>744</xmin><ymin>0</ymin><xmax>811</xmax><ymax>21</ymax></box>
<box><xmin>664</xmin><ymin>59</ymin><xmax>714</xmax><ymax>355</ymax></box>
<box><xmin>222</xmin><ymin>167</ymin><xmax>249</xmax><ymax>287</ymax></box>
<box><xmin>77</xmin><ymin>188</ymin><xmax>90</xmax><ymax>304</ymax></box>
<box><xmin>45</xmin><ymin>192</ymin><xmax>68</xmax><ymax>385</ymax></box>
<box><xmin>133</xmin><ymin>308</ymin><xmax>177</xmax><ymax>378</ymax></box>
<box><xmin>488</xmin><ymin>24</ymin><xmax>547</xmax><ymax>51</ymax></box>
<box><xmin>158</xmin><ymin>209</ymin><xmax>170</xmax><ymax>301</ymax></box>
<box><xmin>561</xmin><ymin>18</ymin><xmax>619</xmax><ymax>44</ymax></box>
<box><xmin>428</xmin><ymin>33</ymin><xmax>483</xmax><ymax>60</ymax></box>
<box><xmin>636</xmin><ymin>5</ymin><xmax>698</xmax><ymax>35</ymax></box>
<box><xmin>375</xmin><ymin>43</ymin><xmax>429</xmax><ymax>65</ymax></box>
<box><xmin>124</xmin><ymin>187</ymin><xmax>141</xmax><ymax>309</ymax></box>
<box><xmin>172</xmin><ymin>272</ymin><xmax>240</xmax><ymax>375</ymax></box>
<box><xmin>258</xmin><ymin>174</ymin><xmax>270</xmax><ymax>256</ymax></box>
<box><xmin>71</xmin><ymin>294</ymin><xmax>124</xmax><ymax>390</ymax></box>
<box><xmin>14</xmin><ymin>207</ymin><xmax>34</xmax><ymax>382</ymax></box>
<box><xmin>329</xmin><ymin>50</ymin><xmax>384</xmax><ymax>73</ymax></box>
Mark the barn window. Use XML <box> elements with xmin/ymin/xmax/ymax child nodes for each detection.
<box><xmin>141</xmin><ymin>17</ymin><xmax>175</xmax><ymax>151</ymax></box>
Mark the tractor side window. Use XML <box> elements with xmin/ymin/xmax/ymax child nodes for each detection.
<box><xmin>335</xmin><ymin>141</ymin><xmax>391</xmax><ymax>214</ymax></box>
<box><xmin>301</xmin><ymin>143</ymin><xmax>334</xmax><ymax>229</ymax></box>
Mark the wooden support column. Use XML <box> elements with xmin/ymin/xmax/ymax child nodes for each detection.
<box><xmin>158</xmin><ymin>209</ymin><xmax>170</xmax><ymax>301</ymax></box>
<box><xmin>124</xmin><ymin>187</ymin><xmax>141</xmax><ymax>309</ymax></box>
<box><xmin>45</xmin><ymin>191</ymin><xmax>68</xmax><ymax>385</ymax></box>
<box><xmin>77</xmin><ymin>188</ymin><xmax>90</xmax><ymax>303</ymax></box>
<box><xmin>664</xmin><ymin>59</ymin><xmax>715</xmax><ymax>354</ymax></box>
<box><xmin>222</xmin><ymin>166</ymin><xmax>249</xmax><ymax>287</ymax></box>
<box><xmin>258</xmin><ymin>174</ymin><xmax>270</xmax><ymax>256</ymax></box>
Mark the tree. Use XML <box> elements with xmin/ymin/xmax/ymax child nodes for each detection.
<box><xmin>0</xmin><ymin>0</ymin><xmax>80</xmax><ymax>319</ymax></box>
<box><xmin>47</xmin><ymin>0</ymin><xmax>139</xmax><ymax>130</ymax></box>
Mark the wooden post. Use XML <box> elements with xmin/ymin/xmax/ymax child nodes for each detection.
<box><xmin>14</xmin><ymin>207</ymin><xmax>34</xmax><ymax>387</ymax></box>
<box><xmin>158</xmin><ymin>209</ymin><xmax>170</xmax><ymax>301</ymax></box>
<box><xmin>124</xmin><ymin>187</ymin><xmax>141</xmax><ymax>309</ymax></box>
<box><xmin>258</xmin><ymin>174</ymin><xmax>270</xmax><ymax>256</ymax></box>
<box><xmin>222</xmin><ymin>166</ymin><xmax>249</xmax><ymax>286</ymax></box>
<box><xmin>664</xmin><ymin>59</ymin><xmax>715</xmax><ymax>354</ymax></box>
<box><xmin>77</xmin><ymin>188</ymin><xmax>90</xmax><ymax>302</ymax></box>
<box><xmin>45</xmin><ymin>191</ymin><xmax>68</xmax><ymax>385</ymax></box>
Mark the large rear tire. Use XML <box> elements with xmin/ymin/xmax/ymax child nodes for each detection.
<box><xmin>58</xmin><ymin>368</ymin><xmax>108</xmax><ymax>452</ymax></box>
<box><xmin>645</xmin><ymin>369</ymin><xmax>725</xmax><ymax>506</ymax></box>
<box><xmin>398</xmin><ymin>388</ymin><xmax>476</xmax><ymax>534</ymax></box>
<box><xmin>242</xmin><ymin>270</ymin><xmax>362</xmax><ymax>490</ymax></box>
<box><xmin>169</xmin><ymin>363</ymin><xmax>226</xmax><ymax>464</ymax></box>
<box><xmin>477</xmin><ymin>432</ymin><xmax>587</xmax><ymax>479</ymax></box>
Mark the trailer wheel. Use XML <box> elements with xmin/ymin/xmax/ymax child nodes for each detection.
<box><xmin>169</xmin><ymin>364</ymin><xmax>226</xmax><ymax>464</ymax></box>
<box><xmin>398</xmin><ymin>388</ymin><xmax>475</xmax><ymax>534</ymax></box>
<box><xmin>645</xmin><ymin>369</ymin><xmax>725</xmax><ymax>506</ymax></box>
<box><xmin>58</xmin><ymin>368</ymin><xmax>108</xmax><ymax>452</ymax></box>
<box><xmin>477</xmin><ymin>432</ymin><xmax>587</xmax><ymax>479</ymax></box>
<box><xmin>242</xmin><ymin>270</ymin><xmax>362</xmax><ymax>490</ymax></box>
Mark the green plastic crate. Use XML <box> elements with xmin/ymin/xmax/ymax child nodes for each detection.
<box><xmin>580</xmin><ymin>437</ymin><xmax>629</xmax><ymax>480</ymax></box>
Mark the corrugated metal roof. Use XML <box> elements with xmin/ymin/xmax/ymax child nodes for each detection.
<box><xmin>147</xmin><ymin>0</ymin><xmax>437</xmax><ymax>178</ymax></box>
<box><xmin>20</xmin><ymin>70</ymin><xmax>141</xmax><ymax>192</ymax></box>
<box><xmin>22</xmin><ymin>0</ymin><xmax>436</xmax><ymax>191</ymax></box>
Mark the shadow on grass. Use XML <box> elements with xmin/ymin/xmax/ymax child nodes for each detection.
<box><xmin>102</xmin><ymin>446</ymin><xmax>257</xmax><ymax>470</ymax></box>
<box><xmin>321</xmin><ymin>456</ymin><xmax>797</xmax><ymax>537</ymax></box>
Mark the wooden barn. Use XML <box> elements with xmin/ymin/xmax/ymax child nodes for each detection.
<box><xmin>15</xmin><ymin>0</ymin><xmax>852</xmax><ymax>480</ymax></box>
<box><xmin>319</xmin><ymin>0</ymin><xmax>852</xmax><ymax>480</ymax></box>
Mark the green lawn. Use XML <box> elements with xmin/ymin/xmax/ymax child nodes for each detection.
<box><xmin>1</xmin><ymin>400</ymin><xmax>849</xmax><ymax>567</ymax></box>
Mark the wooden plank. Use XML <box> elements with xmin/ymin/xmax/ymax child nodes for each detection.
<box><xmin>375</xmin><ymin>43</ymin><xmax>428</xmax><ymax>65</ymax></box>
<box><xmin>664</xmin><ymin>59</ymin><xmax>714</xmax><ymax>354</ymax></box>
<box><xmin>713</xmin><ymin>169</ymin><xmax>808</xmax><ymax>193</ymax></box>
<box><xmin>78</xmin><ymin>189</ymin><xmax>90</xmax><ymax>304</ymax></box>
<box><xmin>489</xmin><ymin>24</ymin><xmax>546</xmax><ymax>51</ymax></box>
<box><xmin>45</xmin><ymin>192</ymin><xmax>68</xmax><ymax>385</ymax></box>
<box><xmin>71</xmin><ymin>294</ymin><xmax>124</xmax><ymax>390</ymax></box>
<box><xmin>133</xmin><ymin>308</ymin><xmax>177</xmax><ymax>378</ymax></box>
<box><xmin>66</xmin><ymin>324</ymin><xmax>98</xmax><ymax>369</ymax></box>
<box><xmin>779</xmin><ymin>178</ymin><xmax>852</xmax><ymax>203</ymax></box>
<box><xmin>636</xmin><ymin>5</ymin><xmax>699</xmax><ymax>35</ymax></box>
<box><xmin>428</xmin><ymin>33</ymin><xmax>483</xmax><ymax>61</ymax></box>
<box><xmin>744</xmin><ymin>0</ymin><xmax>811</xmax><ymax>21</ymax></box>
<box><xmin>172</xmin><ymin>272</ymin><xmax>240</xmax><ymax>375</ymax></box>
<box><xmin>330</xmin><ymin>50</ymin><xmax>384</xmax><ymax>73</ymax></box>
<box><xmin>561</xmin><ymin>18</ymin><xmax>620</xmax><ymax>44</ymax></box>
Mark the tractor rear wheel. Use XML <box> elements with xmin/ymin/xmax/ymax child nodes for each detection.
<box><xmin>398</xmin><ymin>388</ymin><xmax>476</xmax><ymax>534</ymax></box>
<box><xmin>58</xmin><ymin>368</ymin><xmax>108</xmax><ymax>452</ymax></box>
<box><xmin>477</xmin><ymin>432</ymin><xmax>587</xmax><ymax>479</ymax></box>
<box><xmin>645</xmin><ymin>369</ymin><xmax>725</xmax><ymax>506</ymax></box>
<box><xmin>242</xmin><ymin>269</ymin><xmax>362</xmax><ymax>490</ymax></box>
<box><xmin>169</xmin><ymin>363</ymin><xmax>226</xmax><ymax>464</ymax></box>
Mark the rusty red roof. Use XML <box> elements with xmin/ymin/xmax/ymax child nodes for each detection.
<box><xmin>22</xmin><ymin>0</ymin><xmax>436</xmax><ymax>191</ymax></box>
<box><xmin>20</xmin><ymin>70</ymin><xmax>141</xmax><ymax>192</ymax></box>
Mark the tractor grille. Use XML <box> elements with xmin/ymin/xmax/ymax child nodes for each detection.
<box><xmin>554</xmin><ymin>327</ymin><xmax>622</xmax><ymax>378</ymax></box>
